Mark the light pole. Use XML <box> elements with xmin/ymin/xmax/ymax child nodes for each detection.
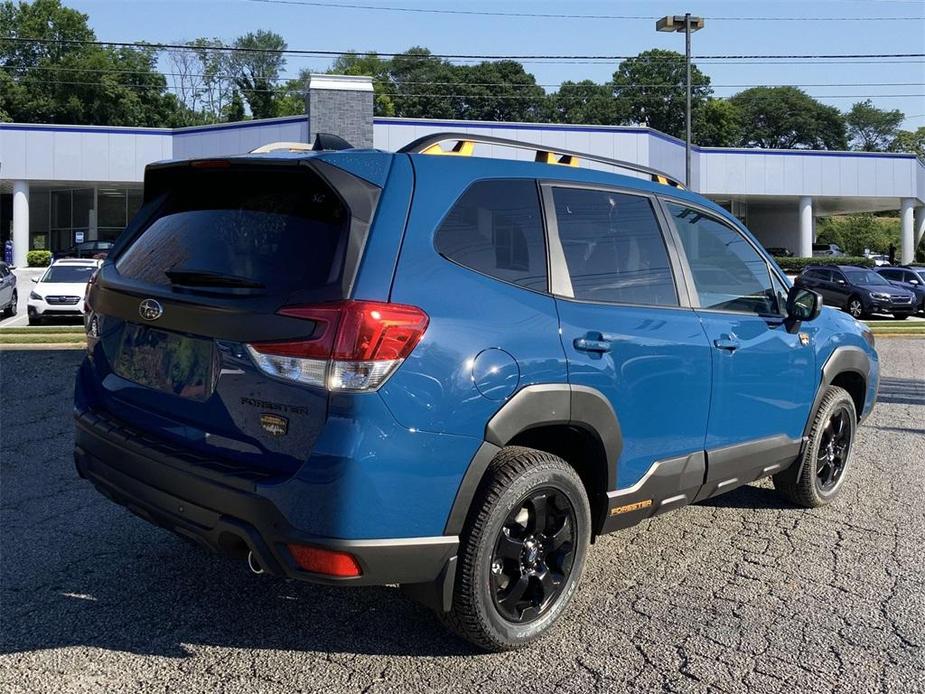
<box><xmin>656</xmin><ymin>13</ymin><xmax>704</xmax><ymax>189</ymax></box>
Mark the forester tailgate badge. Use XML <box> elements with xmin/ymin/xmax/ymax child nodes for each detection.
<box><xmin>260</xmin><ymin>413</ymin><xmax>289</xmax><ymax>437</ymax></box>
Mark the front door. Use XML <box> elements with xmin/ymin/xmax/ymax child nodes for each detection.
<box><xmin>545</xmin><ymin>184</ymin><xmax>712</xmax><ymax>507</ymax></box>
<box><xmin>661</xmin><ymin>201</ymin><xmax>816</xmax><ymax>498</ymax></box>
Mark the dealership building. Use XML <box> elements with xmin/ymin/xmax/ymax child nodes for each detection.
<box><xmin>2</xmin><ymin>74</ymin><xmax>924</xmax><ymax>268</ymax></box>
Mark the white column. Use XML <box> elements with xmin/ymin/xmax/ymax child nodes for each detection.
<box><xmin>900</xmin><ymin>198</ymin><xmax>915</xmax><ymax>265</ymax></box>
<box><xmin>12</xmin><ymin>181</ymin><xmax>29</xmax><ymax>268</ymax></box>
<box><xmin>914</xmin><ymin>205</ymin><xmax>925</xmax><ymax>252</ymax></box>
<box><xmin>798</xmin><ymin>196</ymin><xmax>813</xmax><ymax>258</ymax></box>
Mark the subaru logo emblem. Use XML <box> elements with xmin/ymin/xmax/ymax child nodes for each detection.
<box><xmin>138</xmin><ymin>299</ymin><xmax>163</xmax><ymax>321</ymax></box>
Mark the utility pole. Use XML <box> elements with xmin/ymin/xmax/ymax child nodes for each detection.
<box><xmin>656</xmin><ymin>14</ymin><xmax>705</xmax><ymax>189</ymax></box>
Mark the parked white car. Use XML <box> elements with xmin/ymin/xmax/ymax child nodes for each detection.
<box><xmin>28</xmin><ymin>258</ymin><xmax>101</xmax><ymax>325</ymax></box>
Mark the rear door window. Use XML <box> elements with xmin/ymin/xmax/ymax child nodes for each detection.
<box><xmin>552</xmin><ymin>187</ymin><xmax>677</xmax><ymax>306</ymax></box>
<box><xmin>435</xmin><ymin>180</ymin><xmax>547</xmax><ymax>292</ymax></box>
<box><xmin>115</xmin><ymin>169</ymin><xmax>350</xmax><ymax>294</ymax></box>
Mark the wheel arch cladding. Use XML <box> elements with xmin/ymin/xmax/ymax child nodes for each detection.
<box><xmin>807</xmin><ymin>345</ymin><xmax>871</xmax><ymax>437</ymax></box>
<box><xmin>444</xmin><ymin>384</ymin><xmax>622</xmax><ymax>535</ymax></box>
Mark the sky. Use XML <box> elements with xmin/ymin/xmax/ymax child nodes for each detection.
<box><xmin>65</xmin><ymin>0</ymin><xmax>925</xmax><ymax>128</ymax></box>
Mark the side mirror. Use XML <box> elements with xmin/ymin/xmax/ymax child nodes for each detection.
<box><xmin>836</xmin><ymin>279</ymin><xmax>846</xmax><ymax>285</ymax></box>
<box><xmin>910</xmin><ymin>279</ymin><xmax>920</xmax><ymax>285</ymax></box>
<box><xmin>31</xmin><ymin>277</ymin><xmax>39</xmax><ymax>283</ymax></box>
<box><xmin>786</xmin><ymin>286</ymin><xmax>822</xmax><ymax>324</ymax></box>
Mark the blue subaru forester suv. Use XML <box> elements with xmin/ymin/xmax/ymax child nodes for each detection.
<box><xmin>75</xmin><ymin>133</ymin><xmax>879</xmax><ymax>651</ymax></box>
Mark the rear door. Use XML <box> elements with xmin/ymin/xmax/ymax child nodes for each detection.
<box><xmin>659</xmin><ymin>199</ymin><xmax>815</xmax><ymax>494</ymax></box>
<box><xmin>545</xmin><ymin>183</ymin><xmax>712</xmax><ymax>495</ymax></box>
<box><xmin>83</xmin><ymin>158</ymin><xmax>387</xmax><ymax>477</ymax></box>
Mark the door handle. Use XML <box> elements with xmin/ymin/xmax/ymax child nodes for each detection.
<box><xmin>713</xmin><ymin>334</ymin><xmax>739</xmax><ymax>351</ymax></box>
<box><xmin>574</xmin><ymin>333</ymin><xmax>613</xmax><ymax>353</ymax></box>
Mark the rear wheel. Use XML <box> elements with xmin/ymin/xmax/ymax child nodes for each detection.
<box><xmin>773</xmin><ymin>385</ymin><xmax>857</xmax><ymax>508</ymax></box>
<box><xmin>846</xmin><ymin>296</ymin><xmax>866</xmax><ymax>320</ymax></box>
<box><xmin>442</xmin><ymin>447</ymin><xmax>591</xmax><ymax>651</ymax></box>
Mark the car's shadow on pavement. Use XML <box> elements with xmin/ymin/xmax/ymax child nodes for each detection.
<box><xmin>696</xmin><ymin>483</ymin><xmax>795</xmax><ymax>511</ymax></box>
<box><xmin>875</xmin><ymin>376</ymin><xmax>925</xmax><ymax>406</ymax></box>
<box><xmin>0</xmin><ymin>522</ymin><xmax>479</xmax><ymax>659</ymax></box>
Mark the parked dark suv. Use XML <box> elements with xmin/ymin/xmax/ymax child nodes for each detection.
<box><xmin>74</xmin><ymin>133</ymin><xmax>879</xmax><ymax>650</ymax></box>
<box><xmin>795</xmin><ymin>265</ymin><xmax>916</xmax><ymax>319</ymax></box>
<box><xmin>876</xmin><ymin>266</ymin><xmax>925</xmax><ymax>313</ymax></box>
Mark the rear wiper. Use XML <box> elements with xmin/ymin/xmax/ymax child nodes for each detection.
<box><xmin>164</xmin><ymin>269</ymin><xmax>265</xmax><ymax>289</ymax></box>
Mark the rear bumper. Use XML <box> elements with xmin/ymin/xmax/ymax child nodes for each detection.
<box><xmin>74</xmin><ymin>409</ymin><xmax>457</xmax><ymax>587</ymax></box>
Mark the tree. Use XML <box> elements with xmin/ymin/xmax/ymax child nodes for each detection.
<box><xmin>889</xmin><ymin>127</ymin><xmax>925</xmax><ymax>159</ymax></box>
<box><xmin>455</xmin><ymin>60</ymin><xmax>545</xmax><ymax>122</ymax></box>
<box><xmin>816</xmin><ymin>214</ymin><xmax>899</xmax><ymax>256</ymax></box>
<box><xmin>329</xmin><ymin>52</ymin><xmax>396</xmax><ymax>116</ymax></box>
<box><xmin>387</xmin><ymin>47</ymin><xmax>459</xmax><ymax>119</ymax></box>
<box><xmin>224</xmin><ymin>89</ymin><xmax>246</xmax><ymax>122</ymax></box>
<box><xmin>546</xmin><ymin>80</ymin><xmax>622</xmax><ymax>125</ymax></box>
<box><xmin>693</xmin><ymin>99</ymin><xmax>741</xmax><ymax>147</ymax></box>
<box><xmin>611</xmin><ymin>49</ymin><xmax>711</xmax><ymax>139</ymax></box>
<box><xmin>730</xmin><ymin>87</ymin><xmax>847</xmax><ymax>150</ymax></box>
<box><xmin>845</xmin><ymin>99</ymin><xmax>904</xmax><ymax>151</ymax></box>
<box><xmin>230</xmin><ymin>30</ymin><xmax>286</xmax><ymax>119</ymax></box>
<box><xmin>0</xmin><ymin>0</ymin><xmax>183</xmax><ymax>126</ymax></box>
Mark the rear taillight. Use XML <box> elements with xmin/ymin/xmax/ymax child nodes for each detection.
<box><xmin>246</xmin><ymin>300</ymin><xmax>428</xmax><ymax>392</ymax></box>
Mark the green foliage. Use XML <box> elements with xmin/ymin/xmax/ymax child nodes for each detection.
<box><xmin>774</xmin><ymin>256</ymin><xmax>874</xmax><ymax>272</ymax></box>
<box><xmin>611</xmin><ymin>49</ymin><xmax>711</xmax><ymax>139</ymax></box>
<box><xmin>729</xmin><ymin>87</ymin><xmax>847</xmax><ymax>150</ymax></box>
<box><xmin>230</xmin><ymin>30</ymin><xmax>287</xmax><ymax>119</ymax></box>
<box><xmin>546</xmin><ymin>80</ymin><xmax>622</xmax><ymax>125</ymax></box>
<box><xmin>224</xmin><ymin>90</ymin><xmax>246</xmax><ymax>122</ymax></box>
<box><xmin>329</xmin><ymin>53</ymin><xmax>396</xmax><ymax>115</ymax></box>
<box><xmin>694</xmin><ymin>99</ymin><xmax>741</xmax><ymax>147</ymax></box>
<box><xmin>456</xmin><ymin>61</ymin><xmax>545</xmax><ymax>122</ymax></box>
<box><xmin>0</xmin><ymin>0</ymin><xmax>183</xmax><ymax>126</ymax></box>
<box><xmin>845</xmin><ymin>100</ymin><xmax>904</xmax><ymax>152</ymax></box>
<box><xmin>816</xmin><ymin>214</ymin><xmax>900</xmax><ymax>256</ymax></box>
<box><xmin>889</xmin><ymin>127</ymin><xmax>925</xmax><ymax>159</ymax></box>
<box><xmin>26</xmin><ymin>250</ymin><xmax>52</xmax><ymax>267</ymax></box>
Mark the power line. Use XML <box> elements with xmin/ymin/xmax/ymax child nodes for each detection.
<box><xmin>238</xmin><ymin>0</ymin><xmax>925</xmax><ymax>21</ymax></box>
<box><xmin>5</xmin><ymin>75</ymin><xmax>922</xmax><ymax>101</ymax></box>
<box><xmin>3</xmin><ymin>37</ymin><xmax>923</xmax><ymax>62</ymax></box>
<box><xmin>3</xmin><ymin>65</ymin><xmax>922</xmax><ymax>90</ymax></box>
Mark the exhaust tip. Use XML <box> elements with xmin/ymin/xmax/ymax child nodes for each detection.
<box><xmin>247</xmin><ymin>550</ymin><xmax>264</xmax><ymax>575</ymax></box>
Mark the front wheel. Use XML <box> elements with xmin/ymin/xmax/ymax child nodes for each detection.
<box><xmin>773</xmin><ymin>385</ymin><xmax>857</xmax><ymax>508</ymax></box>
<box><xmin>442</xmin><ymin>447</ymin><xmax>591</xmax><ymax>651</ymax></box>
<box><xmin>892</xmin><ymin>313</ymin><xmax>909</xmax><ymax>320</ymax></box>
<box><xmin>846</xmin><ymin>296</ymin><xmax>866</xmax><ymax>320</ymax></box>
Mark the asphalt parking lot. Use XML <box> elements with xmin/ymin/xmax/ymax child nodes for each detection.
<box><xmin>1</xmin><ymin>341</ymin><xmax>923</xmax><ymax>693</ymax></box>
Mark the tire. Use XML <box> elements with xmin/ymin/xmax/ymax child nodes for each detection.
<box><xmin>442</xmin><ymin>446</ymin><xmax>592</xmax><ymax>651</ymax></box>
<box><xmin>5</xmin><ymin>291</ymin><xmax>17</xmax><ymax>317</ymax></box>
<box><xmin>893</xmin><ymin>313</ymin><xmax>909</xmax><ymax>320</ymax></box>
<box><xmin>773</xmin><ymin>385</ymin><xmax>857</xmax><ymax>508</ymax></box>
<box><xmin>845</xmin><ymin>296</ymin><xmax>866</xmax><ymax>320</ymax></box>
<box><xmin>27</xmin><ymin>314</ymin><xmax>42</xmax><ymax>326</ymax></box>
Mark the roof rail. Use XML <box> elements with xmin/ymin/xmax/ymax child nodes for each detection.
<box><xmin>250</xmin><ymin>133</ymin><xmax>356</xmax><ymax>154</ymax></box>
<box><xmin>399</xmin><ymin>131</ymin><xmax>685</xmax><ymax>189</ymax></box>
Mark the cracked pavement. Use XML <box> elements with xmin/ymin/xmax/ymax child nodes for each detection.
<box><xmin>1</xmin><ymin>341</ymin><xmax>924</xmax><ymax>693</ymax></box>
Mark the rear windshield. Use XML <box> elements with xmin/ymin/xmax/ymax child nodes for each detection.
<box><xmin>42</xmin><ymin>265</ymin><xmax>97</xmax><ymax>283</ymax></box>
<box><xmin>115</xmin><ymin>168</ymin><xmax>349</xmax><ymax>294</ymax></box>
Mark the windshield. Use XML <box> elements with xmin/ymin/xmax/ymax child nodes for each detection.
<box><xmin>844</xmin><ymin>269</ymin><xmax>889</xmax><ymax>286</ymax></box>
<box><xmin>40</xmin><ymin>265</ymin><xmax>97</xmax><ymax>283</ymax></box>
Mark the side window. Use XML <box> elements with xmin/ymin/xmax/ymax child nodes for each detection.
<box><xmin>832</xmin><ymin>270</ymin><xmax>847</xmax><ymax>285</ymax></box>
<box><xmin>816</xmin><ymin>269</ymin><xmax>833</xmax><ymax>282</ymax></box>
<box><xmin>435</xmin><ymin>180</ymin><xmax>547</xmax><ymax>292</ymax></box>
<box><xmin>552</xmin><ymin>188</ymin><xmax>678</xmax><ymax>306</ymax></box>
<box><xmin>667</xmin><ymin>203</ymin><xmax>777</xmax><ymax>315</ymax></box>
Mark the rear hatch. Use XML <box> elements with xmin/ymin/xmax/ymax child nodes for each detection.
<box><xmin>82</xmin><ymin>156</ymin><xmax>382</xmax><ymax>479</ymax></box>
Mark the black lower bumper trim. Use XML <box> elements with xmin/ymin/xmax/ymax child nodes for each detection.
<box><xmin>75</xmin><ymin>411</ymin><xmax>457</xmax><ymax>587</ymax></box>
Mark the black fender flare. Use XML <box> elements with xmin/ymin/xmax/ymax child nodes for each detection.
<box><xmin>787</xmin><ymin>345</ymin><xmax>872</xmax><ymax>481</ymax></box>
<box><xmin>443</xmin><ymin>384</ymin><xmax>622</xmax><ymax>535</ymax></box>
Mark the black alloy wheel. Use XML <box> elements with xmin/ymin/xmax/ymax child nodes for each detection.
<box><xmin>815</xmin><ymin>405</ymin><xmax>852</xmax><ymax>493</ymax></box>
<box><xmin>490</xmin><ymin>488</ymin><xmax>576</xmax><ymax>624</ymax></box>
